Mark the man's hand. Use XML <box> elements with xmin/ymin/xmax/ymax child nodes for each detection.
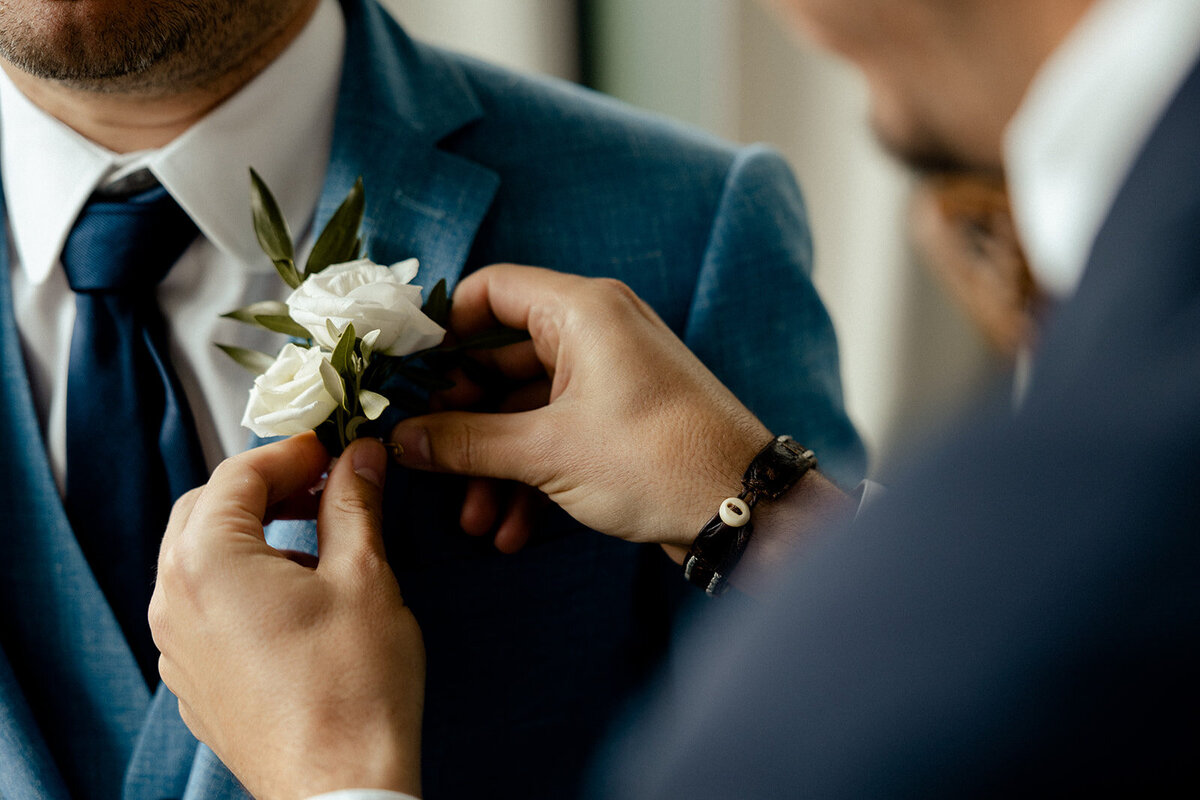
<box><xmin>149</xmin><ymin>434</ymin><xmax>424</xmax><ymax>800</ymax></box>
<box><xmin>390</xmin><ymin>265</ymin><xmax>776</xmax><ymax>561</ymax></box>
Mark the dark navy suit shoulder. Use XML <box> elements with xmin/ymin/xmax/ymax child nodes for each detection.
<box><xmin>598</xmin><ymin>55</ymin><xmax>1200</xmax><ymax>800</ymax></box>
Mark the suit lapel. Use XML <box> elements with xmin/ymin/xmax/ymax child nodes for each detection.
<box><xmin>1032</xmin><ymin>58</ymin><xmax>1200</xmax><ymax>396</ymax></box>
<box><xmin>168</xmin><ymin>2</ymin><xmax>498</xmax><ymax>795</ymax></box>
<box><xmin>319</xmin><ymin>0</ymin><xmax>500</xmax><ymax>294</ymax></box>
<box><xmin>0</xmin><ymin>194</ymin><xmax>150</xmax><ymax>797</ymax></box>
<box><xmin>0</xmin><ymin>646</ymin><xmax>70</xmax><ymax>800</ymax></box>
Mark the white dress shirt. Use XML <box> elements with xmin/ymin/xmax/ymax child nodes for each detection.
<box><xmin>2</xmin><ymin>0</ymin><xmax>345</xmax><ymax>489</ymax></box>
<box><xmin>1005</xmin><ymin>0</ymin><xmax>1200</xmax><ymax>299</ymax></box>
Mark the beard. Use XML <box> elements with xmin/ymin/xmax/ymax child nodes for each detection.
<box><xmin>871</xmin><ymin>115</ymin><xmax>982</xmax><ymax>175</ymax></box>
<box><xmin>0</xmin><ymin>0</ymin><xmax>292</xmax><ymax>94</ymax></box>
<box><xmin>864</xmin><ymin>84</ymin><xmax>1006</xmax><ymax>176</ymax></box>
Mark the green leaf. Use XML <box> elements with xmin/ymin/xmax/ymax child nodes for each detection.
<box><xmin>359</xmin><ymin>390</ymin><xmax>390</xmax><ymax>421</ymax></box>
<box><xmin>250</xmin><ymin>168</ymin><xmax>295</xmax><ymax>264</ymax></box>
<box><xmin>318</xmin><ymin>357</ymin><xmax>346</xmax><ymax>407</ymax></box>
<box><xmin>221</xmin><ymin>300</ymin><xmax>291</xmax><ymax>327</ymax></box>
<box><xmin>360</xmin><ymin>328</ymin><xmax>380</xmax><ymax>362</ymax></box>
<box><xmin>345</xmin><ymin>415</ymin><xmax>370</xmax><ymax>440</ymax></box>
<box><xmin>325</xmin><ymin>318</ymin><xmax>342</xmax><ymax>343</ymax></box>
<box><xmin>422</xmin><ymin>279</ymin><xmax>450</xmax><ymax>327</ymax></box>
<box><xmin>332</xmin><ymin>322</ymin><xmax>357</xmax><ymax>376</ymax></box>
<box><xmin>272</xmin><ymin>258</ymin><xmax>303</xmax><ymax>290</ymax></box>
<box><xmin>446</xmin><ymin>327</ymin><xmax>531</xmax><ymax>352</ymax></box>
<box><xmin>256</xmin><ymin>314</ymin><xmax>311</xmax><ymax>339</ymax></box>
<box><xmin>305</xmin><ymin>177</ymin><xmax>366</xmax><ymax>276</ymax></box>
<box><xmin>214</xmin><ymin>343</ymin><xmax>276</xmax><ymax>375</ymax></box>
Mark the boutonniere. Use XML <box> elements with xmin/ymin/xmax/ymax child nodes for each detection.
<box><xmin>216</xmin><ymin>169</ymin><xmax>525</xmax><ymax>454</ymax></box>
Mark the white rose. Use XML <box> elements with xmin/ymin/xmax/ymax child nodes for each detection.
<box><xmin>241</xmin><ymin>343</ymin><xmax>344</xmax><ymax>438</ymax></box>
<box><xmin>286</xmin><ymin>257</ymin><xmax>446</xmax><ymax>356</ymax></box>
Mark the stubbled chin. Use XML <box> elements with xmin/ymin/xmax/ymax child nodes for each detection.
<box><xmin>868</xmin><ymin>109</ymin><xmax>988</xmax><ymax>175</ymax></box>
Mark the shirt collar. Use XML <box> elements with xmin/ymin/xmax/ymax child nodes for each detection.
<box><xmin>1004</xmin><ymin>0</ymin><xmax>1200</xmax><ymax>299</ymax></box>
<box><xmin>0</xmin><ymin>0</ymin><xmax>345</xmax><ymax>285</ymax></box>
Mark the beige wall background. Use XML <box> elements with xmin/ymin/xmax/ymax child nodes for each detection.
<box><xmin>380</xmin><ymin>0</ymin><xmax>999</xmax><ymax>477</ymax></box>
<box><xmin>381</xmin><ymin>0</ymin><xmax>580</xmax><ymax>79</ymax></box>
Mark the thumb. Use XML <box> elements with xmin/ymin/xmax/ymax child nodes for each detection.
<box><xmin>390</xmin><ymin>409</ymin><xmax>549</xmax><ymax>487</ymax></box>
<box><xmin>316</xmin><ymin>437</ymin><xmax>388</xmax><ymax>568</ymax></box>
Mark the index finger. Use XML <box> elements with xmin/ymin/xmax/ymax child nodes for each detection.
<box><xmin>184</xmin><ymin>433</ymin><xmax>330</xmax><ymax>545</ymax></box>
<box><xmin>448</xmin><ymin>264</ymin><xmax>590</xmax><ymax>377</ymax></box>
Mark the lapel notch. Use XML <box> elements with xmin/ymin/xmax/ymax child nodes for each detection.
<box><xmin>321</xmin><ymin>0</ymin><xmax>501</xmax><ymax>294</ymax></box>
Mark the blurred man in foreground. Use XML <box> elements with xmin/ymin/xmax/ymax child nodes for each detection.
<box><xmin>151</xmin><ymin>0</ymin><xmax>1200</xmax><ymax>797</ymax></box>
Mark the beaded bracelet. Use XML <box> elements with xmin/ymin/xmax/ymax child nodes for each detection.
<box><xmin>682</xmin><ymin>435</ymin><xmax>817</xmax><ymax>596</ymax></box>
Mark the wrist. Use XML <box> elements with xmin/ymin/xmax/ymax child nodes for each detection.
<box><xmin>275</xmin><ymin>706</ymin><xmax>423</xmax><ymax>800</ymax></box>
<box><xmin>730</xmin><ymin>469</ymin><xmax>854</xmax><ymax>593</ymax></box>
<box><xmin>682</xmin><ymin>436</ymin><xmax>820</xmax><ymax>596</ymax></box>
<box><xmin>288</xmin><ymin>751</ymin><xmax>421</xmax><ymax>800</ymax></box>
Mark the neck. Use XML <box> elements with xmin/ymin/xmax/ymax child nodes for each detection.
<box><xmin>0</xmin><ymin>0</ymin><xmax>319</xmax><ymax>154</ymax></box>
<box><xmin>965</xmin><ymin>0</ymin><xmax>1100</xmax><ymax>163</ymax></box>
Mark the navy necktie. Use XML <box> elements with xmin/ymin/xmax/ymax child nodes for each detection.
<box><xmin>61</xmin><ymin>178</ymin><xmax>208</xmax><ymax>686</ymax></box>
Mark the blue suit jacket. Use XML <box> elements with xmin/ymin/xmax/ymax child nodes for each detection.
<box><xmin>0</xmin><ymin>1</ymin><xmax>862</xmax><ymax>797</ymax></box>
<box><xmin>599</xmin><ymin>56</ymin><xmax>1200</xmax><ymax>799</ymax></box>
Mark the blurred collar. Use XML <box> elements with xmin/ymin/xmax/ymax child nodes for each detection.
<box><xmin>1005</xmin><ymin>0</ymin><xmax>1200</xmax><ymax>299</ymax></box>
<box><xmin>0</xmin><ymin>0</ymin><xmax>345</xmax><ymax>284</ymax></box>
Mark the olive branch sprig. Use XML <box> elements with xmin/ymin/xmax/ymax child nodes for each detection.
<box><xmin>216</xmin><ymin>169</ymin><xmax>528</xmax><ymax>454</ymax></box>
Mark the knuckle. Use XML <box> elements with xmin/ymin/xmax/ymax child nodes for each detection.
<box><xmin>175</xmin><ymin>698</ymin><xmax>202</xmax><ymax>739</ymax></box>
<box><xmin>343</xmin><ymin>551</ymin><xmax>392</xmax><ymax>593</ymax></box>
<box><xmin>436</xmin><ymin>418</ymin><xmax>481</xmax><ymax>474</ymax></box>
<box><xmin>327</xmin><ymin>488</ymin><xmax>380</xmax><ymax>524</ymax></box>
<box><xmin>208</xmin><ymin>453</ymin><xmax>245</xmax><ymax>482</ymax></box>
<box><xmin>590</xmin><ymin>277</ymin><xmax>640</xmax><ymax>308</ymax></box>
<box><xmin>156</xmin><ymin>537</ymin><xmax>204</xmax><ymax>596</ymax></box>
<box><xmin>162</xmin><ymin>488</ymin><xmax>200</xmax><ymax>539</ymax></box>
<box><xmin>147</xmin><ymin>593</ymin><xmax>168</xmax><ymax>640</ymax></box>
<box><xmin>180</xmin><ymin>485</ymin><xmax>205</xmax><ymax>504</ymax></box>
<box><xmin>156</xmin><ymin>540</ymin><xmax>183</xmax><ymax>583</ymax></box>
<box><xmin>157</xmin><ymin>655</ymin><xmax>173</xmax><ymax>690</ymax></box>
<box><xmin>523</xmin><ymin>419</ymin><xmax>561</xmax><ymax>485</ymax></box>
<box><xmin>168</xmin><ymin>486</ymin><xmax>203</xmax><ymax>519</ymax></box>
<box><xmin>212</xmin><ymin>451</ymin><xmax>267</xmax><ymax>493</ymax></box>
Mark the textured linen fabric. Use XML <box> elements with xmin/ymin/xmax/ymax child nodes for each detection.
<box><xmin>0</xmin><ymin>0</ymin><xmax>863</xmax><ymax>798</ymax></box>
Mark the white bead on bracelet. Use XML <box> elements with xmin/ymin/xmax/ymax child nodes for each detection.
<box><xmin>718</xmin><ymin>497</ymin><xmax>751</xmax><ymax>527</ymax></box>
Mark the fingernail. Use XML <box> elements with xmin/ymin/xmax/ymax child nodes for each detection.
<box><xmin>351</xmin><ymin>439</ymin><xmax>387</xmax><ymax>488</ymax></box>
<box><xmin>390</xmin><ymin>425</ymin><xmax>431</xmax><ymax>467</ymax></box>
<box><xmin>308</xmin><ymin>458</ymin><xmax>336</xmax><ymax>495</ymax></box>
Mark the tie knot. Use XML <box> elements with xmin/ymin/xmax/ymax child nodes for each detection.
<box><xmin>61</xmin><ymin>181</ymin><xmax>200</xmax><ymax>293</ymax></box>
